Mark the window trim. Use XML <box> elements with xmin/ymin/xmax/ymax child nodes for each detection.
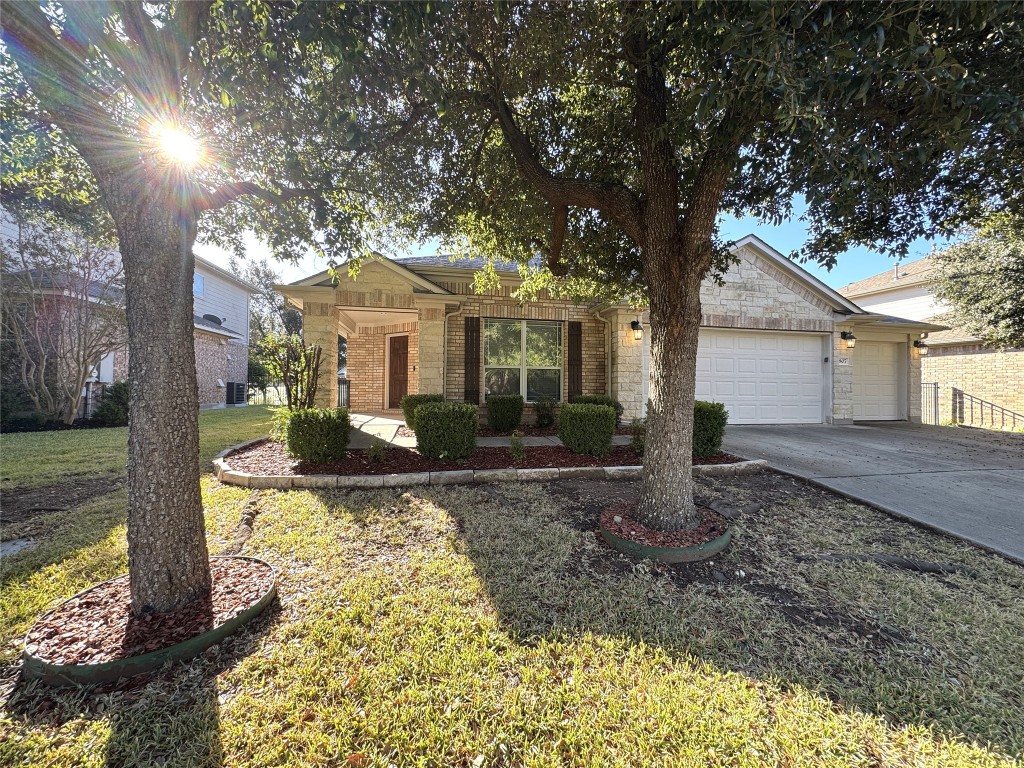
<box><xmin>483</xmin><ymin>318</ymin><xmax>563</xmax><ymax>402</ymax></box>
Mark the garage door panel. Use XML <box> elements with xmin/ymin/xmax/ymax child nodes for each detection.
<box><xmin>853</xmin><ymin>341</ymin><xmax>901</xmax><ymax>420</ymax></box>
<box><xmin>696</xmin><ymin>329</ymin><xmax>825</xmax><ymax>425</ymax></box>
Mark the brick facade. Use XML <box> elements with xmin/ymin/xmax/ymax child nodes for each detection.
<box><xmin>103</xmin><ymin>329</ymin><xmax>248</xmax><ymax>408</ymax></box>
<box><xmin>347</xmin><ymin>321</ymin><xmax>420</xmax><ymax>411</ymax></box>
<box><xmin>922</xmin><ymin>345</ymin><xmax>1024</xmax><ymax>425</ymax></box>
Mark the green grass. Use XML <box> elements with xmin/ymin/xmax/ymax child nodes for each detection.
<box><xmin>2</xmin><ymin>470</ymin><xmax>1022</xmax><ymax>766</ymax></box>
<box><xmin>0</xmin><ymin>406</ymin><xmax>274</xmax><ymax>490</ymax></box>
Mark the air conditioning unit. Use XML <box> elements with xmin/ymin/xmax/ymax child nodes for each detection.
<box><xmin>225</xmin><ymin>382</ymin><xmax>247</xmax><ymax>405</ymax></box>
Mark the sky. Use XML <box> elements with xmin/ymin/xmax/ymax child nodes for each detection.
<box><xmin>194</xmin><ymin>198</ymin><xmax>952</xmax><ymax>291</ymax></box>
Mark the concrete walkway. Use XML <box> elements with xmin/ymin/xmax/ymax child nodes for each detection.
<box><xmin>723</xmin><ymin>422</ymin><xmax>1024</xmax><ymax>562</ymax></box>
<box><xmin>348</xmin><ymin>412</ymin><xmax>631</xmax><ymax>449</ymax></box>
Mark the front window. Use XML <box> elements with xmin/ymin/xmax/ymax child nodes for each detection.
<box><xmin>484</xmin><ymin>319</ymin><xmax>562</xmax><ymax>401</ymax></box>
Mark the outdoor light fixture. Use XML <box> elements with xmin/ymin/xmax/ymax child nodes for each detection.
<box><xmin>914</xmin><ymin>339</ymin><xmax>929</xmax><ymax>355</ymax></box>
<box><xmin>631</xmin><ymin>319</ymin><xmax>644</xmax><ymax>341</ymax></box>
<box><xmin>840</xmin><ymin>331</ymin><xmax>857</xmax><ymax>349</ymax></box>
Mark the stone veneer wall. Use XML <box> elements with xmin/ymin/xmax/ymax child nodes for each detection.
<box><xmin>440</xmin><ymin>289</ymin><xmax>608</xmax><ymax>408</ymax></box>
<box><xmin>346</xmin><ymin>321</ymin><xmax>419</xmax><ymax>412</ymax></box>
<box><xmin>922</xmin><ymin>345</ymin><xmax>1024</xmax><ymax>424</ymax></box>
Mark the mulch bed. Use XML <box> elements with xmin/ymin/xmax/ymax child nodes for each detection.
<box><xmin>600</xmin><ymin>500</ymin><xmax>730</xmax><ymax>548</ymax></box>
<box><xmin>397</xmin><ymin>424</ymin><xmax>633</xmax><ymax>438</ymax></box>
<box><xmin>227</xmin><ymin>440</ymin><xmax>746</xmax><ymax>476</ymax></box>
<box><xmin>23</xmin><ymin>557</ymin><xmax>275</xmax><ymax>667</ymax></box>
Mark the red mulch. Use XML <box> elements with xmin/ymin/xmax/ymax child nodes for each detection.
<box><xmin>24</xmin><ymin>557</ymin><xmax>275</xmax><ymax>666</ymax></box>
<box><xmin>600</xmin><ymin>500</ymin><xmax>729</xmax><ymax>548</ymax></box>
<box><xmin>227</xmin><ymin>440</ymin><xmax>746</xmax><ymax>476</ymax></box>
<box><xmin>476</xmin><ymin>425</ymin><xmax>634</xmax><ymax>438</ymax></box>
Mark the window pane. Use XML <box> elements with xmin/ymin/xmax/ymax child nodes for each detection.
<box><xmin>526</xmin><ymin>369</ymin><xmax>560</xmax><ymax>401</ymax></box>
<box><xmin>525</xmin><ymin>322</ymin><xmax>562</xmax><ymax>367</ymax></box>
<box><xmin>484</xmin><ymin>320</ymin><xmax>521</xmax><ymax>366</ymax></box>
<box><xmin>485</xmin><ymin>368</ymin><xmax>521</xmax><ymax>397</ymax></box>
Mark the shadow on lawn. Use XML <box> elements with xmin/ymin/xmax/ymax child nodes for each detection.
<box><xmin>427</xmin><ymin>476</ymin><xmax>1024</xmax><ymax>759</ymax></box>
<box><xmin>3</xmin><ymin>595</ymin><xmax>280</xmax><ymax>767</ymax></box>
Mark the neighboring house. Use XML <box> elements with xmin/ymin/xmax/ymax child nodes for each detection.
<box><xmin>277</xmin><ymin>235</ymin><xmax>941</xmax><ymax>425</ymax></box>
<box><xmin>1</xmin><ymin>209</ymin><xmax>255</xmax><ymax>412</ymax></box>
<box><xmin>98</xmin><ymin>254</ymin><xmax>256</xmax><ymax>409</ymax></box>
<box><xmin>839</xmin><ymin>257</ymin><xmax>1024</xmax><ymax>426</ymax></box>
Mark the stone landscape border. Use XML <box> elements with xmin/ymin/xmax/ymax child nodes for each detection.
<box><xmin>212</xmin><ymin>438</ymin><xmax>767</xmax><ymax>490</ymax></box>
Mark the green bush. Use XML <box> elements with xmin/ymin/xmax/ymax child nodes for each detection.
<box><xmin>284</xmin><ymin>407</ymin><xmax>351</xmax><ymax>462</ymax></box>
<box><xmin>629</xmin><ymin>417</ymin><xmax>646</xmax><ymax>457</ymax></box>
<box><xmin>93</xmin><ymin>381</ymin><xmax>131</xmax><ymax>427</ymax></box>
<box><xmin>415</xmin><ymin>402</ymin><xmax>477</xmax><ymax>460</ymax></box>
<box><xmin>534</xmin><ymin>397</ymin><xmax>556</xmax><ymax>428</ymax></box>
<box><xmin>400</xmin><ymin>393</ymin><xmax>444</xmax><ymax>432</ymax></box>
<box><xmin>486</xmin><ymin>394</ymin><xmax>524</xmax><ymax>432</ymax></box>
<box><xmin>557</xmin><ymin>403</ymin><xmax>616</xmax><ymax>456</ymax></box>
<box><xmin>509</xmin><ymin>430</ymin><xmax>526</xmax><ymax>461</ymax></box>
<box><xmin>571</xmin><ymin>394</ymin><xmax>624</xmax><ymax>425</ymax></box>
<box><xmin>693</xmin><ymin>400</ymin><xmax>728</xmax><ymax>457</ymax></box>
<box><xmin>365</xmin><ymin>436</ymin><xmax>388</xmax><ymax>463</ymax></box>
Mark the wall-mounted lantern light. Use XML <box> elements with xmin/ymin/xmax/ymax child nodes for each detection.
<box><xmin>913</xmin><ymin>339</ymin><xmax>929</xmax><ymax>355</ymax></box>
<box><xmin>630</xmin><ymin>319</ymin><xmax>644</xmax><ymax>341</ymax></box>
<box><xmin>840</xmin><ymin>331</ymin><xmax>857</xmax><ymax>349</ymax></box>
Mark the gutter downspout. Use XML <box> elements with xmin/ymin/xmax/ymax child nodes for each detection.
<box><xmin>442</xmin><ymin>303</ymin><xmax>463</xmax><ymax>398</ymax></box>
<box><xmin>591</xmin><ymin>309</ymin><xmax>613</xmax><ymax>400</ymax></box>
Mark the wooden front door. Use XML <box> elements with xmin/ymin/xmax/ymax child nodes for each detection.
<box><xmin>387</xmin><ymin>335</ymin><xmax>409</xmax><ymax>409</ymax></box>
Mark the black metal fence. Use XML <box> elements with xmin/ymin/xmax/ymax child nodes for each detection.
<box><xmin>920</xmin><ymin>382</ymin><xmax>940</xmax><ymax>426</ymax></box>
<box><xmin>338</xmin><ymin>378</ymin><xmax>350</xmax><ymax>408</ymax></box>
<box><xmin>952</xmin><ymin>387</ymin><xmax>1024</xmax><ymax>430</ymax></box>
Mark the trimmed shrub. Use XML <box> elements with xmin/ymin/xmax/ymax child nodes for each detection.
<box><xmin>558</xmin><ymin>403</ymin><xmax>616</xmax><ymax>456</ymax></box>
<box><xmin>486</xmin><ymin>394</ymin><xmax>524</xmax><ymax>432</ymax></box>
<box><xmin>629</xmin><ymin>417</ymin><xmax>646</xmax><ymax>457</ymax></box>
<box><xmin>400</xmin><ymin>393</ymin><xmax>444</xmax><ymax>432</ymax></box>
<box><xmin>693</xmin><ymin>400</ymin><xmax>728</xmax><ymax>457</ymax></box>
<box><xmin>285</xmin><ymin>407</ymin><xmax>351</xmax><ymax>462</ymax></box>
<box><xmin>571</xmin><ymin>394</ymin><xmax>624</xmax><ymax>425</ymax></box>
<box><xmin>93</xmin><ymin>382</ymin><xmax>131</xmax><ymax>427</ymax></box>
<box><xmin>415</xmin><ymin>402</ymin><xmax>477</xmax><ymax>460</ymax></box>
<box><xmin>534</xmin><ymin>397</ymin><xmax>556</xmax><ymax>428</ymax></box>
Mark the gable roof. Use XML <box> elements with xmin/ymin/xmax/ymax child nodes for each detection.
<box><xmin>393</xmin><ymin>253</ymin><xmax>543</xmax><ymax>274</ymax></box>
<box><xmin>289</xmin><ymin>254</ymin><xmax>452</xmax><ymax>294</ymax></box>
<box><xmin>838</xmin><ymin>256</ymin><xmax>935</xmax><ymax>298</ymax></box>
<box><xmin>730</xmin><ymin>234</ymin><xmax>866</xmax><ymax>314</ymax></box>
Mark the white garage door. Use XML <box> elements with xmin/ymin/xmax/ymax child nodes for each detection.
<box><xmin>853</xmin><ymin>341</ymin><xmax>901</xmax><ymax>420</ymax></box>
<box><xmin>695</xmin><ymin>329</ymin><xmax>825</xmax><ymax>424</ymax></box>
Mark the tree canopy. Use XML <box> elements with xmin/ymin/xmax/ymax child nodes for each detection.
<box><xmin>932</xmin><ymin>214</ymin><xmax>1024</xmax><ymax>348</ymax></box>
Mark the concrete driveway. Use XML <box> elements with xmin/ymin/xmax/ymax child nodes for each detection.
<box><xmin>723</xmin><ymin>422</ymin><xmax>1024</xmax><ymax>562</ymax></box>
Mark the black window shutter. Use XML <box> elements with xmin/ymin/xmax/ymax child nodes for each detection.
<box><xmin>567</xmin><ymin>321</ymin><xmax>583</xmax><ymax>401</ymax></box>
<box><xmin>464</xmin><ymin>316</ymin><xmax>481</xmax><ymax>404</ymax></box>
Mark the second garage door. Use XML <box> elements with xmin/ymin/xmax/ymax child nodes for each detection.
<box><xmin>853</xmin><ymin>341</ymin><xmax>902</xmax><ymax>420</ymax></box>
<box><xmin>695</xmin><ymin>329</ymin><xmax>826</xmax><ymax>424</ymax></box>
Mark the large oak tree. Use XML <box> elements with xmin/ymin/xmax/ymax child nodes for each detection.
<box><xmin>1</xmin><ymin>1</ymin><xmax>425</xmax><ymax>613</ymax></box>
<box><xmin>337</xmin><ymin>1</ymin><xmax>1024</xmax><ymax>531</ymax></box>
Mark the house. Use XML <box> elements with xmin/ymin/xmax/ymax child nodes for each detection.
<box><xmin>97</xmin><ymin>254</ymin><xmax>255</xmax><ymax>410</ymax></box>
<box><xmin>276</xmin><ymin>235</ymin><xmax>942</xmax><ymax>425</ymax></box>
<box><xmin>1</xmin><ymin>208</ymin><xmax>256</xmax><ymax>413</ymax></box>
<box><xmin>839</xmin><ymin>256</ymin><xmax>1024</xmax><ymax>426</ymax></box>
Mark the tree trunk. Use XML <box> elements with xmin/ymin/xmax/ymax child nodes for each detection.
<box><xmin>636</xmin><ymin>245</ymin><xmax>705</xmax><ymax>531</ymax></box>
<box><xmin>114</xmin><ymin>185</ymin><xmax>211</xmax><ymax>615</ymax></box>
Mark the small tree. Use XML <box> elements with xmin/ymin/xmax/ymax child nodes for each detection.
<box><xmin>0</xmin><ymin>208</ymin><xmax>125</xmax><ymax>424</ymax></box>
<box><xmin>257</xmin><ymin>335</ymin><xmax>322</xmax><ymax>410</ymax></box>
<box><xmin>931</xmin><ymin>214</ymin><xmax>1024</xmax><ymax>349</ymax></box>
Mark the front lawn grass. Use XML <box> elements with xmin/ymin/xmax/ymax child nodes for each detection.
<box><xmin>0</xmin><ymin>405</ymin><xmax>274</xmax><ymax>491</ymax></box>
<box><xmin>2</xmin><ymin>470</ymin><xmax>1022</xmax><ymax>766</ymax></box>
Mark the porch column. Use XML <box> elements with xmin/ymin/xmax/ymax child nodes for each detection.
<box><xmin>908</xmin><ymin>334</ymin><xmax>924</xmax><ymax>424</ymax></box>
<box><xmin>303</xmin><ymin>301</ymin><xmax>340</xmax><ymax>408</ymax></box>
<box><xmin>417</xmin><ymin>300</ymin><xmax>448</xmax><ymax>397</ymax></box>
<box><xmin>609</xmin><ymin>308</ymin><xmax>645</xmax><ymax>421</ymax></box>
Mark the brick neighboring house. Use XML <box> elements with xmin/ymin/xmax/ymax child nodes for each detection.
<box><xmin>277</xmin><ymin>235</ymin><xmax>941</xmax><ymax>425</ymax></box>
<box><xmin>839</xmin><ymin>257</ymin><xmax>1024</xmax><ymax>427</ymax></box>
<box><xmin>99</xmin><ymin>254</ymin><xmax>255</xmax><ymax>410</ymax></box>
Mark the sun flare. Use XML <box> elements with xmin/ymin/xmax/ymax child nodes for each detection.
<box><xmin>151</xmin><ymin>122</ymin><xmax>205</xmax><ymax>168</ymax></box>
